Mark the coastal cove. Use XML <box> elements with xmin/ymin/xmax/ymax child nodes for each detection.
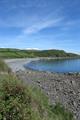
<box><xmin>5</xmin><ymin>57</ymin><xmax>80</xmax><ymax>73</ymax></box>
<box><xmin>24</xmin><ymin>58</ymin><xmax>80</xmax><ymax>73</ymax></box>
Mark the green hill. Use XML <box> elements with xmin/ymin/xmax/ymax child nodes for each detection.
<box><xmin>0</xmin><ymin>48</ymin><xmax>79</xmax><ymax>58</ymax></box>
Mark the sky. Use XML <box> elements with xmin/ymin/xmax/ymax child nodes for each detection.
<box><xmin>0</xmin><ymin>0</ymin><xmax>80</xmax><ymax>53</ymax></box>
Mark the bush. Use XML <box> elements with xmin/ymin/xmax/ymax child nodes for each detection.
<box><xmin>0</xmin><ymin>74</ymin><xmax>32</xmax><ymax>120</ymax></box>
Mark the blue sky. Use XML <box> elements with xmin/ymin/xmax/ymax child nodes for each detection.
<box><xmin>0</xmin><ymin>0</ymin><xmax>80</xmax><ymax>53</ymax></box>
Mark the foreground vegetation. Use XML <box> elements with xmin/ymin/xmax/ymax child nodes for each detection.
<box><xmin>0</xmin><ymin>60</ymin><xmax>74</xmax><ymax>120</ymax></box>
<box><xmin>0</xmin><ymin>59</ymin><xmax>11</xmax><ymax>72</ymax></box>
<box><xmin>0</xmin><ymin>48</ymin><xmax>79</xmax><ymax>58</ymax></box>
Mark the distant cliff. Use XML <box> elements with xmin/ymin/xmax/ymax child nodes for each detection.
<box><xmin>0</xmin><ymin>48</ymin><xmax>79</xmax><ymax>58</ymax></box>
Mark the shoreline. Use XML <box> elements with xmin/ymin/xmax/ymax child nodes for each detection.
<box><xmin>4</xmin><ymin>58</ymin><xmax>40</xmax><ymax>72</ymax></box>
<box><xmin>4</xmin><ymin>57</ymin><xmax>80</xmax><ymax>73</ymax></box>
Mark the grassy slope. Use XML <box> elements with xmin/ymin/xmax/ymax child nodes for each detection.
<box><xmin>0</xmin><ymin>59</ymin><xmax>11</xmax><ymax>72</ymax></box>
<box><xmin>0</xmin><ymin>48</ymin><xmax>78</xmax><ymax>58</ymax></box>
<box><xmin>0</xmin><ymin>60</ymin><xmax>74</xmax><ymax>120</ymax></box>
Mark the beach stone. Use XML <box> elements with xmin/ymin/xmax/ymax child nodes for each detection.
<box><xmin>37</xmin><ymin>80</ymin><xmax>41</xmax><ymax>84</ymax></box>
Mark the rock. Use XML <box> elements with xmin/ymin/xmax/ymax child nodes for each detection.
<box><xmin>16</xmin><ymin>69</ymin><xmax>80</xmax><ymax>120</ymax></box>
<box><xmin>36</xmin><ymin>80</ymin><xmax>41</xmax><ymax>84</ymax></box>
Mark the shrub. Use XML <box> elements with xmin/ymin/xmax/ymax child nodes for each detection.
<box><xmin>0</xmin><ymin>74</ymin><xmax>32</xmax><ymax>120</ymax></box>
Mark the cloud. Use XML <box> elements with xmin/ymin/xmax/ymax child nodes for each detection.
<box><xmin>25</xmin><ymin>48</ymin><xmax>40</xmax><ymax>50</ymax></box>
<box><xmin>24</xmin><ymin>17</ymin><xmax>63</xmax><ymax>34</ymax></box>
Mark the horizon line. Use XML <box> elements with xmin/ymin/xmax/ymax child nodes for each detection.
<box><xmin>0</xmin><ymin>47</ymin><xmax>79</xmax><ymax>54</ymax></box>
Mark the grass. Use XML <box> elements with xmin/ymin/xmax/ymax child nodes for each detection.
<box><xmin>0</xmin><ymin>59</ymin><xmax>11</xmax><ymax>72</ymax></box>
<box><xmin>0</xmin><ymin>48</ymin><xmax>78</xmax><ymax>58</ymax></box>
<box><xmin>0</xmin><ymin>59</ymin><xmax>74</xmax><ymax>120</ymax></box>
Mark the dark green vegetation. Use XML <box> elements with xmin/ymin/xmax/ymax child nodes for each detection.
<box><xmin>0</xmin><ymin>48</ymin><xmax>79</xmax><ymax>58</ymax></box>
<box><xmin>0</xmin><ymin>59</ymin><xmax>11</xmax><ymax>72</ymax></box>
<box><xmin>0</xmin><ymin>60</ymin><xmax>74</xmax><ymax>120</ymax></box>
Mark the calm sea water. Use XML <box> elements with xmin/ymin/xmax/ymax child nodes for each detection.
<box><xmin>25</xmin><ymin>58</ymin><xmax>80</xmax><ymax>73</ymax></box>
